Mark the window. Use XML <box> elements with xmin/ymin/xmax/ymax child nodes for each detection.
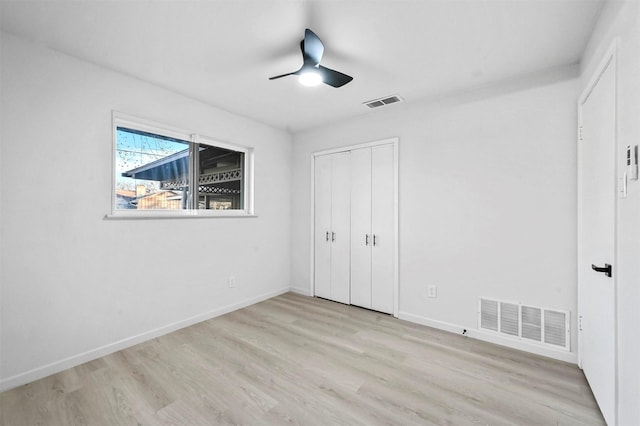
<box><xmin>112</xmin><ymin>113</ymin><xmax>253</xmax><ymax>217</ymax></box>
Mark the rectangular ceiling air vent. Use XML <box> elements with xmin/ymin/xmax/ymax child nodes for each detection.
<box><xmin>363</xmin><ymin>95</ymin><xmax>403</xmax><ymax>109</ymax></box>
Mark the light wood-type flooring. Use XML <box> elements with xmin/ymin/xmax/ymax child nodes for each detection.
<box><xmin>1</xmin><ymin>292</ymin><xmax>604</xmax><ymax>425</ymax></box>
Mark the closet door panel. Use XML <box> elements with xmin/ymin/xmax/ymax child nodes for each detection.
<box><xmin>314</xmin><ymin>154</ymin><xmax>332</xmax><ymax>299</ymax></box>
<box><xmin>350</xmin><ymin>148</ymin><xmax>372</xmax><ymax>308</ymax></box>
<box><xmin>330</xmin><ymin>152</ymin><xmax>351</xmax><ymax>304</ymax></box>
<box><xmin>371</xmin><ymin>144</ymin><xmax>394</xmax><ymax>314</ymax></box>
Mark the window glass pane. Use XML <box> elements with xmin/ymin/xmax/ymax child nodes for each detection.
<box><xmin>196</xmin><ymin>145</ymin><xmax>244</xmax><ymax>210</ymax></box>
<box><xmin>115</xmin><ymin>125</ymin><xmax>247</xmax><ymax>212</ymax></box>
<box><xmin>115</xmin><ymin>127</ymin><xmax>190</xmax><ymax>210</ymax></box>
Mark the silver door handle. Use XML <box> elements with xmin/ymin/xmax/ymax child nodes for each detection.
<box><xmin>373</xmin><ymin>234</ymin><xmax>377</xmax><ymax>246</ymax></box>
<box><xmin>326</xmin><ymin>231</ymin><xmax>329</xmax><ymax>242</ymax></box>
<box><xmin>365</xmin><ymin>234</ymin><xmax>369</xmax><ymax>246</ymax></box>
<box><xmin>332</xmin><ymin>232</ymin><xmax>336</xmax><ymax>242</ymax></box>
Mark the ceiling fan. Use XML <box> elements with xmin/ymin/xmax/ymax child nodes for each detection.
<box><xmin>269</xmin><ymin>29</ymin><xmax>353</xmax><ymax>88</ymax></box>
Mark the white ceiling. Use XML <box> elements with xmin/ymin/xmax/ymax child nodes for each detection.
<box><xmin>0</xmin><ymin>0</ymin><xmax>604</xmax><ymax>133</ymax></box>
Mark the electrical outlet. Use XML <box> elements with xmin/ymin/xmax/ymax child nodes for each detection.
<box><xmin>427</xmin><ymin>285</ymin><xmax>437</xmax><ymax>298</ymax></box>
<box><xmin>228</xmin><ymin>276</ymin><xmax>236</xmax><ymax>288</ymax></box>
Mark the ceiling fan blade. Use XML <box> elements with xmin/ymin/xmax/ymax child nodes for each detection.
<box><xmin>268</xmin><ymin>70</ymin><xmax>300</xmax><ymax>80</ymax></box>
<box><xmin>302</xmin><ymin>28</ymin><xmax>324</xmax><ymax>66</ymax></box>
<box><xmin>318</xmin><ymin>65</ymin><xmax>353</xmax><ymax>87</ymax></box>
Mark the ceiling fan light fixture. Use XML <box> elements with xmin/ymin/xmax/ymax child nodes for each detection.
<box><xmin>269</xmin><ymin>29</ymin><xmax>353</xmax><ymax>88</ymax></box>
<box><xmin>299</xmin><ymin>70</ymin><xmax>322</xmax><ymax>87</ymax></box>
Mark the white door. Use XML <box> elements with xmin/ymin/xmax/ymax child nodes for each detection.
<box><xmin>349</xmin><ymin>144</ymin><xmax>394</xmax><ymax>314</ymax></box>
<box><xmin>371</xmin><ymin>144</ymin><xmax>395</xmax><ymax>314</ymax></box>
<box><xmin>314</xmin><ymin>152</ymin><xmax>350</xmax><ymax>304</ymax></box>
<box><xmin>330</xmin><ymin>152</ymin><xmax>351</xmax><ymax>304</ymax></box>
<box><xmin>578</xmin><ymin>53</ymin><xmax>616</xmax><ymax>426</ymax></box>
<box><xmin>350</xmin><ymin>148</ymin><xmax>373</xmax><ymax>308</ymax></box>
<box><xmin>314</xmin><ymin>154</ymin><xmax>332</xmax><ymax>300</ymax></box>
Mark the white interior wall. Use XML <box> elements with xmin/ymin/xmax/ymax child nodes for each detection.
<box><xmin>2</xmin><ymin>4</ymin><xmax>637</xmax><ymax>420</ymax></box>
<box><xmin>291</xmin><ymin>71</ymin><xmax>580</xmax><ymax>362</ymax></box>
<box><xmin>0</xmin><ymin>33</ymin><xmax>292</xmax><ymax>390</ymax></box>
<box><xmin>580</xmin><ymin>1</ymin><xmax>640</xmax><ymax>424</ymax></box>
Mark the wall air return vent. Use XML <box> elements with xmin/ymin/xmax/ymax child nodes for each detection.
<box><xmin>363</xmin><ymin>95</ymin><xmax>403</xmax><ymax>109</ymax></box>
<box><xmin>478</xmin><ymin>298</ymin><xmax>570</xmax><ymax>351</ymax></box>
<box><xmin>480</xmin><ymin>299</ymin><xmax>498</xmax><ymax>331</ymax></box>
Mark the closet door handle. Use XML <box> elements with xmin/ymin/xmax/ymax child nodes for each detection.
<box><xmin>332</xmin><ymin>232</ymin><xmax>336</xmax><ymax>242</ymax></box>
<box><xmin>365</xmin><ymin>234</ymin><xmax>369</xmax><ymax>246</ymax></box>
<box><xmin>373</xmin><ymin>234</ymin><xmax>377</xmax><ymax>246</ymax></box>
<box><xmin>326</xmin><ymin>231</ymin><xmax>329</xmax><ymax>242</ymax></box>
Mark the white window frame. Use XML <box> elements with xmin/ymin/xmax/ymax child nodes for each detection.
<box><xmin>108</xmin><ymin>112</ymin><xmax>255</xmax><ymax>219</ymax></box>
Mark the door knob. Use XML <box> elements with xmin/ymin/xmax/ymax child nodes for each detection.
<box><xmin>591</xmin><ymin>263</ymin><xmax>612</xmax><ymax>277</ymax></box>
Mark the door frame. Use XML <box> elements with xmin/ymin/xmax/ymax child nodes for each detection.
<box><xmin>577</xmin><ymin>39</ymin><xmax>618</xmax><ymax>421</ymax></box>
<box><xmin>310</xmin><ymin>137</ymin><xmax>399</xmax><ymax>317</ymax></box>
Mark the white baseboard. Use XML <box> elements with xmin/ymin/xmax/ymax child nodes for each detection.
<box><xmin>0</xmin><ymin>287</ymin><xmax>290</xmax><ymax>392</ymax></box>
<box><xmin>289</xmin><ymin>286</ymin><xmax>313</xmax><ymax>296</ymax></box>
<box><xmin>398</xmin><ymin>311</ymin><xmax>577</xmax><ymax>364</ymax></box>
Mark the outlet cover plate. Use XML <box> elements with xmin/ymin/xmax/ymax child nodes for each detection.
<box><xmin>427</xmin><ymin>285</ymin><xmax>437</xmax><ymax>298</ymax></box>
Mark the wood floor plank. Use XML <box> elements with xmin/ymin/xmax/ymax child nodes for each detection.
<box><xmin>0</xmin><ymin>292</ymin><xmax>605</xmax><ymax>425</ymax></box>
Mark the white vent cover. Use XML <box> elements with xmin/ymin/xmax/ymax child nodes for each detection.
<box><xmin>478</xmin><ymin>298</ymin><xmax>570</xmax><ymax>351</ymax></box>
<box><xmin>480</xmin><ymin>299</ymin><xmax>498</xmax><ymax>331</ymax></box>
<box><xmin>363</xmin><ymin>95</ymin><xmax>403</xmax><ymax>109</ymax></box>
<box><xmin>500</xmin><ymin>302</ymin><xmax>519</xmax><ymax>336</ymax></box>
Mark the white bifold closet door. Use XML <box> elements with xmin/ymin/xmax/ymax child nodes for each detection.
<box><xmin>314</xmin><ymin>152</ymin><xmax>350</xmax><ymax>304</ymax></box>
<box><xmin>350</xmin><ymin>144</ymin><xmax>394</xmax><ymax>314</ymax></box>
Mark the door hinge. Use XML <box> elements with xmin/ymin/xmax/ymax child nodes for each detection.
<box><xmin>579</xmin><ymin>315</ymin><xmax>583</xmax><ymax>332</ymax></box>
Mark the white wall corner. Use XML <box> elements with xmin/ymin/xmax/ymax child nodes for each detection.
<box><xmin>289</xmin><ymin>286</ymin><xmax>313</xmax><ymax>296</ymax></box>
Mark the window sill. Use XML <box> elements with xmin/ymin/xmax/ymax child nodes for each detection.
<box><xmin>104</xmin><ymin>212</ymin><xmax>258</xmax><ymax>220</ymax></box>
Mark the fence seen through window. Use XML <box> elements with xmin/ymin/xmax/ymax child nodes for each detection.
<box><xmin>115</xmin><ymin>126</ymin><xmax>245</xmax><ymax>211</ymax></box>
